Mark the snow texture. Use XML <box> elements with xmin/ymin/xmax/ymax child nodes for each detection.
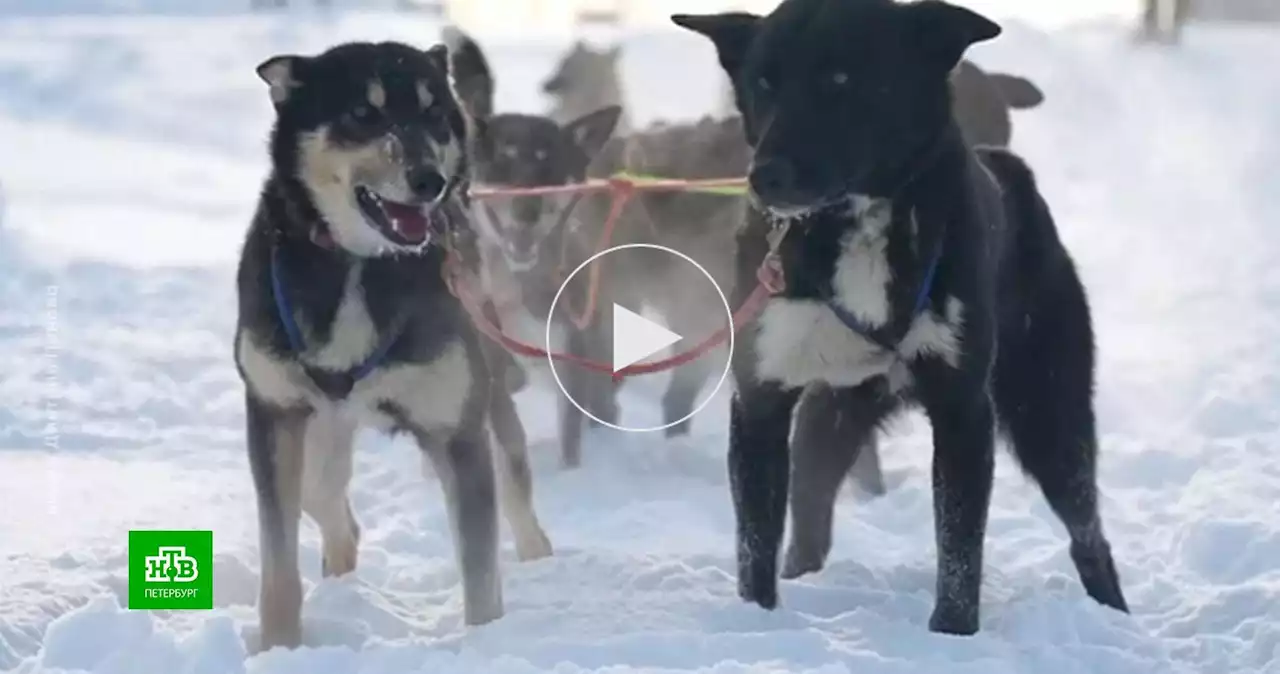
<box><xmin>2</xmin><ymin>5</ymin><xmax>1280</xmax><ymax>674</ymax></box>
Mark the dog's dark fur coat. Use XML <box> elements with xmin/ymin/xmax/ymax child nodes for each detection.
<box><xmin>674</xmin><ymin>0</ymin><xmax>1128</xmax><ymax>635</ymax></box>
<box><xmin>234</xmin><ymin>41</ymin><xmax>551</xmax><ymax>651</ymax></box>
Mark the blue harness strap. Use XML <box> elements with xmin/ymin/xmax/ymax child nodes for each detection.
<box><xmin>270</xmin><ymin>245</ymin><xmax>404</xmax><ymax>400</ymax></box>
<box><xmin>269</xmin><ymin>246</ymin><xmax>307</xmax><ymax>354</ymax></box>
<box><xmin>824</xmin><ymin>242</ymin><xmax>944</xmax><ymax>353</ymax></box>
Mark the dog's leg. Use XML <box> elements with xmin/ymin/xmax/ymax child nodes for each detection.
<box><xmin>846</xmin><ymin>434</ymin><xmax>887</xmax><ymax>496</ymax></box>
<box><xmin>493</xmin><ymin>345</ymin><xmax>528</xmax><ymax>395</ymax></box>
<box><xmin>403</xmin><ymin>335</ymin><xmax>504</xmax><ymax>626</ymax></box>
<box><xmin>559</xmin><ymin>317</ymin><xmax>614</xmax><ymax>466</ymax></box>
<box><xmin>476</xmin><ymin>300</ymin><xmax>551</xmax><ymax>558</ymax></box>
<box><xmin>481</xmin><ymin>299</ymin><xmax>528</xmax><ymax>396</ymax></box>
<box><xmin>584</xmin><ymin>328</ymin><xmax>620</xmax><ymax>429</ymax></box>
<box><xmin>245</xmin><ymin>395</ymin><xmax>309</xmax><ymax>651</ymax></box>
<box><xmin>558</xmin><ymin>328</ymin><xmax>592</xmax><ymax>468</ymax></box>
<box><xmin>992</xmin><ymin>285</ymin><xmax>1129</xmax><ymax>616</ymax></box>
<box><xmin>417</xmin><ymin>422</ymin><xmax>503</xmax><ymax>625</ymax></box>
<box><xmin>783</xmin><ymin>382</ymin><xmax>894</xmax><ymax>579</ymax></box>
<box><xmin>586</xmin><ymin>375</ymin><xmax>620</xmax><ymax>427</ymax></box>
<box><xmin>300</xmin><ymin>410</ymin><xmax>360</xmax><ymax>578</ymax></box>
<box><xmin>489</xmin><ymin>383</ymin><xmax>553</xmax><ymax>561</ymax></box>
<box><xmin>916</xmin><ymin>367</ymin><xmax>996</xmax><ymax>636</ymax></box>
<box><xmin>592</xmin><ymin>375</ymin><xmax>622</xmax><ymax>426</ymax></box>
<box><xmin>661</xmin><ymin>268</ymin><xmax>730</xmax><ymax>437</ymax></box>
<box><xmin>729</xmin><ymin>382</ymin><xmax>801</xmax><ymax>609</ymax></box>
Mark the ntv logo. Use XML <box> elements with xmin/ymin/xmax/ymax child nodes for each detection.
<box><xmin>144</xmin><ymin>546</ymin><xmax>200</xmax><ymax>583</ymax></box>
<box><xmin>128</xmin><ymin>530</ymin><xmax>213</xmax><ymax>609</ymax></box>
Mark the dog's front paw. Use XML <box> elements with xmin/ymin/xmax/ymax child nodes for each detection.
<box><xmin>464</xmin><ymin>598</ymin><xmax>504</xmax><ymax>627</ymax></box>
<box><xmin>663</xmin><ymin>419</ymin><xmax>691</xmax><ymax>438</ymax></box>
<box><xmin>256</xmin><ymin>621</ymin><xmax>303</xmax><ymax>653</ymax></box>
<box><xmin>515</xmin><ymin>528</ymin><xmax>553</xmax><ymax>561</ymax></box>
<box><xmin>320</xmin><ymin>546</ymin><xmax>357</xmax><ymax>578</ymax></box>
<box><xmin>737</xmin><ymin>569</ymin><xmax>779</xmax><ymax>610</ymax></box>
<box><xmin>927</xmin><ymin>602</ymin><xmax>979</xmax><ymax>636</ymax></box>
<box><xmin>779</xmin><ymin>544</ymin><xmax>825</xmax><ymax>580</ymax></box>
<box><xmin>320</xmin><ymin>518</ymin><xmax>360</xmax><ymax>578</ymax></box>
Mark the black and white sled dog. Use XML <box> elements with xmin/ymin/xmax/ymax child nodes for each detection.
<box><xmin>673</xmin><ymin>0</ymin><xmax>1129</xmax><ymax>635</ymax></box>
<box><xmin>233</xmin><ymin>41</ymin><xmax>552</xmax><ymax>651</ymax></box>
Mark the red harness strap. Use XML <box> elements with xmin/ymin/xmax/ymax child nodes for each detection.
<box><xmin>445</xmin><ymin>249</ymin><xmax>786</xmax><ymax>382</ymax></box>
<box><xmin>470</xmin><ymin>175</ymin><xmax>749</xmax><ymax>332</ymax></box>
<box><xmin>456</xmin><ymin>174</ymin><xmax>788</xmax><ymax>381</ymax></box>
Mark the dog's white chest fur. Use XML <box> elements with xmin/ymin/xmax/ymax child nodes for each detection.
<box><xmin>753</xmin><ymin>199</ymin><xmax>965</xmax><ymax>391</ymax></box>
<box><xmin>237</xmin><ymin>263</ymin><xmax>470</xmax><ymax>432</ymax></box>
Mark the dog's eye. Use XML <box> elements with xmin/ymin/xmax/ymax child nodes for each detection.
<box><xmin>347</xmin><ymin>105</ymin><xmax>377</xmax><ymax>124</ymax></box>
<box><xmin>757</xmin><ymin>77</ymin><xmax>772</xmax><ymax>92</ymax></box>
<box><xmin>830</xmin><ymin>72</ymin><xmax>848</xmax><ymax>86</ymax></box>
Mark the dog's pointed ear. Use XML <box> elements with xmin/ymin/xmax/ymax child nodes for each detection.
<box><xmin>564</xmin><ymin>105</ymin><xmax>622</xmax><ymax>158</ymax></box>
<box><xmin>443</xmin><ymin>26</ymin><xmax>495</xmax><ymax>121</ymax></box>
<box><xmin>425</xmin><ymin>43</ymin><xmax>450</xmax><ymax>77</ymax></box>
<box><xmin>256</xmin><ymin>55</ymin><xmax>304</xmax><ymax>105</ymax></box>
<box><xmin>988</xmin><ymin>73</ymin><xmax>1044</xmax><ymax>109</ymax></box>
<box><xmin>670</xmin><ymin>12</ymin><xmax>760</xmax><ymax>78</ymax></box>
<box><xmin>542</xmin><ymin>72</ymin><xmax>565</xmax><ymax>94</ymax></box>
<box><xmin>439</xmin><ymin>25</ymin><xmax>466</xmax><ymax>50</ymax></box>
<box><xmin>904</xmin><ymin>1</ymin><xmax>1001</xmax><ymax>71</ymax></box>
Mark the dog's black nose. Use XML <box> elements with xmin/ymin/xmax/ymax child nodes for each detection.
<box><xmin>749</xmin><ymin>158</ymin><xmax>803</xmax><ymax>207</ymax></box>
<box><xmin>407</xmin><ymin>166</ymin><xmax>447</xmax><ymax>201</ymax></box>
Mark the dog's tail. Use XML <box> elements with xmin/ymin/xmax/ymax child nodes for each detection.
<box><xmin>441</xmin><ymin>25</ymin><xmax>495</xmax><ymax>121</ymax></box>
<box><xmin>976</xmin><ymin>146</ymin><xmax>1064</xmax><ymax>275</ymax></box>
<box><xmin>988</xmin><ymin>73</ymin><xmax>1045</xmax><ymax>109</ymax></box>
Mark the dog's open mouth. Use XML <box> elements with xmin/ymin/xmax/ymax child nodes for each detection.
<box><xmin>354</xmin><ymin>186</ymin><xmax>440</xmax><ymax>247</ymax></box>
<box><xmin>752</xmin><ymin>191</ymin><xmax>853</xmax><ymax>223</ymax></box>
<box><xmin>504</xmin><ymin>245</ymin><xmax>538</xmax><ymax>270</ymax></box>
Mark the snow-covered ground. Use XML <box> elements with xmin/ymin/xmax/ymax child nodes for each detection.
<box><xmin>2</xmin><ymin>6</ymin><xmax>1279</xmax><ymax>674</ymax></box>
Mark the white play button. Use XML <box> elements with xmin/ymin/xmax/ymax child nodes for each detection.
<box><xmin>545</xmin><ymin>242</ymin><xmax>735</xmax><ymax>433</ymax></box>
<box><xmin>612</xmin><ymin>303</ymin><xmax>682</xmax><ymax>373</ymax></box>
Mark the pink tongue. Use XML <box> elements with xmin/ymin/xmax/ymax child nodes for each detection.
<box><xmin>381</xmin><ymin>201</ymin><xmax>430</xmax><ymax>242</ymax></box>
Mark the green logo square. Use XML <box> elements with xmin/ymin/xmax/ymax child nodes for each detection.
<box><xmin>128</xmin><ymin>530</ymin><xmax>213</xmax><ymax>610</ymax></box>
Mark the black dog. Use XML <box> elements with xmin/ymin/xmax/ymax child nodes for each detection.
<box><xmin>673</xmin><ymin>0</ymin><xmax>1128</xmax><ymax>635</ymax></box>
<box><xmin>233</xmin><ymin>41</ymin><xmax>552</xmax><ymax>650</ymax></box>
